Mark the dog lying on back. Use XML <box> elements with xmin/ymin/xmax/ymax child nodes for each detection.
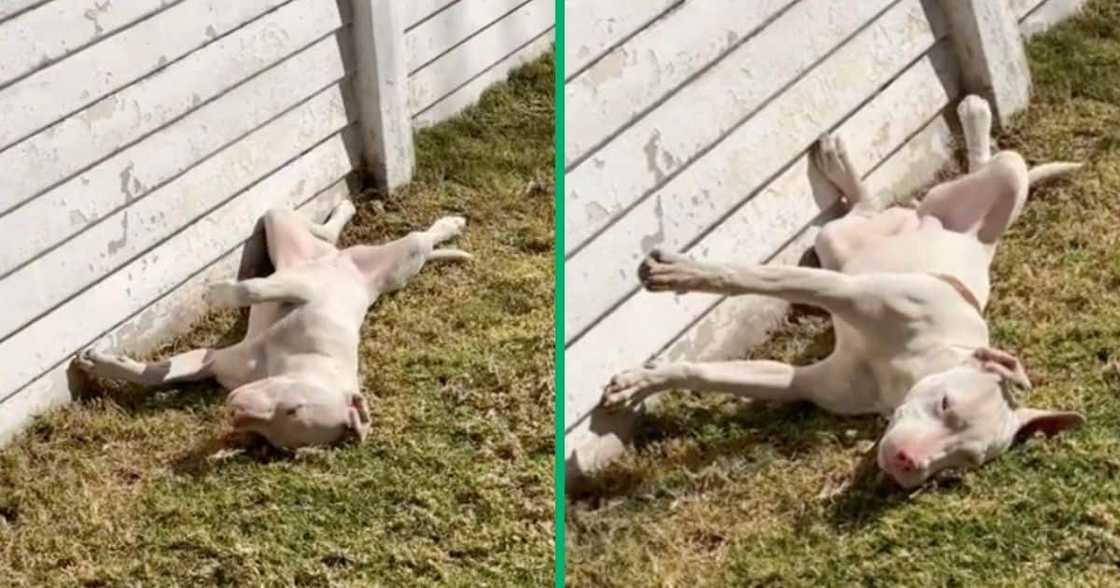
<box><xmin>76</xmin><ymin>200</ymin><xmax>469</xmax><ymax>449</ymax></box>
<box><xmin>603</xmin><ymin>95</ymin><xmax>1084</xmax><ymax>488</ymax></box>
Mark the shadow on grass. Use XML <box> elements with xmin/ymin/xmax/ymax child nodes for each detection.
<box><xmin>573</xmin><ymin>310</ymin><xmax>857</xmax><ymax>487</ymax></box>
<box><xmin>168</xmin><ymin>430</ymin><xmax>295</xmax><ymax>477</ymax></box>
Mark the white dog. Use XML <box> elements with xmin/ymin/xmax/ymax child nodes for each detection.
<box><xmin>603</xmin><ymin>95</ymin><xmax>1084</xmax><ymax>488</ymax></box>
<box><xmin>76</xmin><ymin>201</ymin><xmax>469</xmax><ymax>449</ymax></box>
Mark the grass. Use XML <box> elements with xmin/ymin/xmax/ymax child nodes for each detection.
<box><xmin>0</xmin><ymin>57</ymin><xmax>555</xmax><ymax>586</ymax></box>
<box><xmin>566</xmin><ymin>2</ymin><xmax>1120</xmax><ymax>586</ymax></box>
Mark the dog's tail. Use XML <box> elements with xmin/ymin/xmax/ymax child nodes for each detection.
<box><xmin>428</xmin><ymin>248</ymin><xmax>473</xmax><ymax>262</ymax></box>
<box><xmin>1028</xmin><ymin>161</ymin><xmax>1083</xmax><ymax>186</ymax></box>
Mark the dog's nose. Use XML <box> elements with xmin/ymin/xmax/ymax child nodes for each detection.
<box><xmin>892</xmin><ymin>449</ymin><xmax>917</xmax><ymax>473</ymax></box>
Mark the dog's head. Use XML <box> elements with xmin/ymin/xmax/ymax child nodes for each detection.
<box><xmin>224</xmin><ymin>379</ymin><xmax>371</xmax><ymax>449</ymax></box>
<box><xmin>877</xmin><ymin>348</ymin><xmax>1083</xmax><ymax>488</ymax></box>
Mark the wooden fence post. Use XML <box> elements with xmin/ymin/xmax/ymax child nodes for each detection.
<box><xmin>349</xmin><ymin>0</ymin><xmax>414</xmax><ymax>190</ymax></box>
<box><xmin>938</xmin><ymin>0</ymin><xmax>1031</xmax><ymax>128</ymax></box>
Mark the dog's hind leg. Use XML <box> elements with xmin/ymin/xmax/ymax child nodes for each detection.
<box><xmin>917</xmin><ymin>150</ymin><xmax>1029</xmax><ymax>247</ymax></box>
<box><xmin>205</xmin><ymin>273</ymin><xmax>314</xmax><ymax>308</ymax></box>
<box><xmin>922</xmin><ymin>96</ymin><xmax>1079</xmax><ymax>248</ymax></box>
<box><xmin>959</xmin><ymin>95</ymin><xmax>993</xmax><ymax>172</ymax></box>
<box><xmin>345</xmin><ymin>216</ymin><xmax>470</xmax><ymax>295</ymax></box>
<box><xmin>306</xmin><ymin>199</ymin><xmax>356</xmax><ymax>245</ymax></box>
<box><xmin>75</xmin><ymin>347</ymin><xmax>217</xmax><ymax>387</ymax></box>
<box><xmin>261</xmin><ymin>208</ymin><xmax>336</xmax><ymax>271</ymax></box>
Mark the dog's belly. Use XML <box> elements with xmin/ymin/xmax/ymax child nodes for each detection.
<box><xmin>841</xmin><ymin>221</ymin><xmax>991</xmax><ymax>304</ymax></box>
<box><xmin>262</xmin><ymin>306</ymin><xmax>360</xmax><ymax>367</ymax></box>
<box><xmin>215</xmin><ymin>294</ymin><xmax>365</xmax><ymax>391</ymax></box>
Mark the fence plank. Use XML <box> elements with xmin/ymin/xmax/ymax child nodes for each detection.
<box><xmin>563</xmin><ymin>0</ymin><xmax>793</xmax><ymax>166</ymax></box>
<box><xmin>0</xmin><ymin>35</ymin><xmax>349</xmax><ymax>276</ymax></box>
<box><xmin>408</xmin><ymin>0</ymin><xmax>553</xmax><ymax>115</ymax></box>
<box><xmin>938</xmin><ymin>0</ymin><xmax>1031</xmax><ymax>126</ymax></box>
<box><xmin>0</xmin><ymin>84</ymin><xmax>353</xmax><ymax>340</ymax></box>
<box><xmin>0</xmin><ymin>0</ymin><xmax>175</xmax><ymax>87</ymax></box>
<box><xmin>1009</xmin><ymin>0</ymin><xmax>1044</xmax><ymax>19</ymax></box>
<box><xmin>405</xmin><ymin>0</ymin><xmax>526</xmax><ymax>73</ymax></box>
<box><xmin>404</xmin><ymin>0</ymin><xmax>457</xmax><ymax>29</ymax></box>
<box><xmin>413</xmin><ymin>28</ymin><xmax>553</xmax><ymax>127</ymax></box>
<box><xmin>564</xmin><ymin>0</ymin><xmax>943</xmax><ymax>343</ymax></box>
<box><xmin>564</xmin><ymin>0</ymin><xmax>679</xmax><ymax>77</ymax></box>
<box><xmin>564</xmin><ymin>0</ymin><xmax>898</xmax><ymax>252</ymax></box>
<box><xmin>0</xmin><ymin>0</ymin><xmax>289</xmax><ymax>151</ymax></box>
<box><xmin>0</xmin><ymin>0</ymin><xmax>345</xmax><ymax>217</ymax></box>
<box><xmin>0</xmin><ymin>0</ymin><xmax>48</xmax><ymax>23</ymax></box>
<box><xmin>350</xmin><ymin>0</ymin><xmax>415</xmax><ymax>189</ymax></box>
<box><xmin>1021</xmin><ymin>0</ymin><xmax>1087</xmax><ymax>37</ymax></box>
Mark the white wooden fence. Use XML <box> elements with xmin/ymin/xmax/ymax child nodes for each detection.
<box><xmin>0</xmin><ymin>0</ymin><xmax>554</xmax><ymax>444</ymax></box>
<box><xmin>563</xmin><ymin>0</ymin><xmax>1087</xmax><ymax>482</ymax></box>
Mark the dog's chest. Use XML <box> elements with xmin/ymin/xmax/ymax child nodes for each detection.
<box><xmin>866</xmin><ymin>348</ymin><xmax>965</xmax><ymax>411</ymax></box>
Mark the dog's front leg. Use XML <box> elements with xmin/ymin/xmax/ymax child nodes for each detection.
<box><xmin>75</xmin><ymin>347</ymin><xmax>217</xmax><ymax>387</ymax></box>
<box><xmin>639</xmin><ymin>249</ymin><xmax>858</xmax><ymax>314</ymax></box>
<box><xmin>812</xmin><ymin>133</ymin><xmax>874</xmax><ymax>212</ymax></box>
<box><xmin>346</xmin><ymin>216</ymin><xmax>471</xmax><ymax>296</ymax></box>
<box><xmin>205</xmin><ymin>273</ymin><xmax>313</xmax><ymax>308</ymax></box>
<box><xmin>603</xmin><ymin>358</ymin><xmax>834</xmax><ymax>409</ymax></box>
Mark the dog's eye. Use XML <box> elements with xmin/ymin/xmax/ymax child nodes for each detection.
<box><xmin>941</xmin><ymin>395</ymin><xmax>951</xmax><ymax>413</ymax></box>
<box><xmin>285</xmin><ymin>406</ymin><xmax>300</xmax><ymax>416</ymax></box>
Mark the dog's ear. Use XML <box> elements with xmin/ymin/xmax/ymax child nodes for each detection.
<box><xmin>1013</xmin><ymin>408</ymin><xmax>1084</xmax><ymax>445</ymax></box>
<box><xmin>974</xmin><ymin>347</ymin><xmax>1031</xmax><ymax>392</ymax></box>
<box><xmin>347</xmin><ymin>393</ymin><xmax>371</xmax><ymax>442</ymax></box>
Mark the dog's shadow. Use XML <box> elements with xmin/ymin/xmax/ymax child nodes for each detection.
<box><xmin>167</xmin><ymin>430</ymin><xmax>297</xmax><ymax>478</ymax></box>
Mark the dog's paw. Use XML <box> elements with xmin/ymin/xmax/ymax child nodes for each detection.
<box><xmin>74</xmin><ymin>347</ymin><xmax>119</xmax><ymax>377</ymax></box>
<box><xmin>638</xmin><ymin>249</ymin><xmax>705</xmax><ymax>293</ymax></box>
<box><xmin>957</xmin><ymin>95</ymin><xmax>992</xmax><ymax>129</ymax></box>
<box><xmin>812</xmin><ymin>133</ymin><xmax>860</xmax><ymax>191</ymax></box>
<box><xmin>429</xmin><ymin>215</ymin><xmax>467</xmax><ymax>241</ymax></box>
<box><xmin>74</xmin><ymin>348</ymin><xmax>98</xmax><ymax>373</ymax></box>
<box><xmin>332</xmin><ymin>198</ymin><xmax>357</xmax><ymax>219</ymax></box>
<box><xmin>428</xmin><ymin>248</ymin><xmax>473</xmax><ymax>263</ymax></box>
<box><xmin>205</xmin><ymin>280</ymin><xmax>245</xmax><ymax>308</ymax></box>
<box><xmin>601</xmin><ymin>361</ymin><xmax>666</xmax><ymax>409</ymax></box>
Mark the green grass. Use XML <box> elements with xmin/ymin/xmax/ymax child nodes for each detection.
<box><xmin>0</xmin><ymin>57</ymin><xmax>555</xmax><ymax>586</ymax></box>
<box><xmin>566</xmin><ymin>3</ymin><xmax>1120</xmax><ymax>586</ymax></box>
